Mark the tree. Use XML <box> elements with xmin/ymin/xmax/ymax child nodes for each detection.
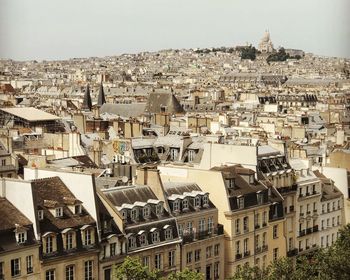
<box><xmin>112</xmin><ymin>257</ymin><xmax>159</xmax><ymax>280</ymax></box>
<box><xmin>167</xmin><ymin>268</ymin><xmax>204</xmax><ymax>280</ymax></box>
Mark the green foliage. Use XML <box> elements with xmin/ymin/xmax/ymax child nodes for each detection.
<box><xmin>113</xmin><ymin>258</ymin><xmax>204</xmax><ymax>280</ymax></box>
<box><xmin>238</xmin><ymin>45</ymin><xmax>258</xmax><ymax>61</ymax></box>
<box><xmin>229</xmin><ymin>224</ymin><xmax>350</xmax><ymax>280</ymax></box>
<box><xmin>112</xmin><ymin>257</ymin><xmax>159</xmax><ymax>280</ymax></box>
<box><xmin>167</xmin><ymin>268</ymin><xmax>204</xmax><ymax>280</ymax></box>
<box><xmin>266</xmin><ymin>48</ymin><xmax>302</xmax><ymax>63</ymax></box>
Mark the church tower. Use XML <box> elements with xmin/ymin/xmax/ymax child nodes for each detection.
<box><xmin>258</xmin><ymin>30</ymin><xmax>274</xmax><ymax>53</ymax></box>
<box><xmin>97</xmin><ymin>82</ymin><xmax>106</xmax><ymax>107</ymax></box>
<box><xmin>82</xmin><ymin>84</ymin><xmax>92</xmax><ymax>111</ymax></box>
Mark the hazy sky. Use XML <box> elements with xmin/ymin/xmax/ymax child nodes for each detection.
<box><xmin>1</xmin><ymin>0</ymin><xmax>349</xmax><ymax>60</ymax></box>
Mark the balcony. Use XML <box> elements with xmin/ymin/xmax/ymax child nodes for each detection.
<box><xmin>236</xmin><ymin>253</ymin><xmax>242</xmax><ymax>260</ymax></box>
<box><xmin>262</xmin><ymin>245</ymin><xmax>268</xmax><ymax>252</ymax></box>
<box><xmin>289</xmin><ymin>205</ymin><xmax>295</xmax><ymax>212</ymax></box>
<box><xmin>244</xmin><ymin>251</ymin><xmax>250</xmax><ymax>257</ymax></box>
<box><xmin>287</xmin><ymin>248</ymin><xmax>298</xmax><ymax>257</ymax></box>
<box><xmin>306</xmin><ymin>228</ymin><xmax>312</xmax><ymax>235</ymax></box>
<box><xmin>0</xmin><ymin>164</ymin><xmax>16</xmax><ymax>172</ymax></box>
<box><xmin>299</xmin><ymin>230</ymin><xmax>306</xmax><ymax>237</ymax></box>
<box><xmin>182</xmin><ymin>224</ymin><xmax>224</xmax><ymax>244</ymax></box>
<box><xmin>255</xmin><ymin>224</ymin><xmax>260</xmax><ymax>230</ymax></box>
<box><xmin>312</xmin><ymin>225</ymin><xmax>319</xmax><ymax>232</ymax></box>
<box><xmin>262</xmin><ymin>222</ymin><xmax>267</xmax><ymax>227</ymax></box>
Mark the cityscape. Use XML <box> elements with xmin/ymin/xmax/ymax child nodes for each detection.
<box><xmin>0</xmin><ymin>1</ymin><xmax>350</xmax><ymax>280</ymax></box>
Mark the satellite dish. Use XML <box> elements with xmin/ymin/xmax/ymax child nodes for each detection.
<box><xmin>121</xmin><ymin>176</ymin><xmax>128</xmax><ymax>183</ymax></box>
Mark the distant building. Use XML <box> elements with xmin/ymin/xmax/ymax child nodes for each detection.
<box><xmin>258</xmin><ymin>30</ymin><xmax>274</xmax><ymax>53</ymax></box>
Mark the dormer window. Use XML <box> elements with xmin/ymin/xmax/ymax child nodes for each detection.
<box><xmin>173</xmin><ymin>200</ymin><xmax>180</xmax><ymax>212</ymax></box>
<box><xmin>131</xmin><ymin>208</ymin><xmax>139</xmax><ymax>221</ymax></box>
<box><xmin>164</xmin><ymin>226</ymin><xmax>173</xmax><ymax>240</ymax></box>
<box><xmin>38</xmin><ymin>210</ymin><xmax>44</xmax><ymax>220</ymax></box>
<box><xmin>55</xmin><ymin>207</ymin><xmax>63</xmax><ymax>217</ymax></box>
<box><xmin>143</xmin><ymin>206</ymin><xmax>150</xmax><ymax>219</ymax></box>
<box><xmin>156</xmin><ymin>204</ymin><xmax>163</xmax><ymax>216</ymax></box>
<box><xmin>203</xmin><ymin>195</ymin><xmax>209</xmax><ymax>207</ymax></box>
<box><xmin>194</xmin><ymin>196</ymin><xmax>201</xmax><ymax>208</ymax></box>
<box><xmin>16</xmin><ymin>231</ymin><xmax>27</xmax><ymax>244</ymax></box>
<box><xmin>182</xmin><ymin>198</ymin><xmax>189</xmax><ymax>210</ymax></box>
<box><xmin>128</xmin><ymin>236</ymin><xmax>136</xmax><ymax>249</ymax></box>
<box><xmin>227</xmin><ymin>179</ymin><xmax>235</xmax><ymax>188</ymax></box>
<box><xmin>139</xmin><ymin>232</ymin><xmax>147</xmax><ymax>246</ymax></box>
<box><xmin>121</xmin><ymin>210</ymin><xmax>127</xmax><ymax>220</ymax></box>
<box><xmin>151</xmin><ymin>229</ymin><xmax>160</xmax><ymax>243</ymax></box>
<box><xmin>74</xmin><ymin>205</ymin><xmax>82</xmax><ymax>215</ymax></box>
<box><xmin>238</xmin><ymin>197</ymin><xmax>244</xmax><ymax>209</ymax></box>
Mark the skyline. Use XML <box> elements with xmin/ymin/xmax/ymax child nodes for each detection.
<box><xmin>1</xmin><ymin>0</ymin><xmax>350</xmax><ymax>61</ymax></box>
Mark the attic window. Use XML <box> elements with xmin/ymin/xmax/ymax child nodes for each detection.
<box><xmin>143</xmin><ymin>206</ymin><xmax>150</xmax><ymax>219</ymax></box>
<box><xmin>156</xmin><ymin>204</ymin><xmax>163</xmax><ymax>216</ymax></box>
<box><xmin>55</xmin><ymin>207</ymin><xmax>63</xmax><ymax>217</ymax></box>
<box><xmin>203</xmin><ymin>195</ymin><xmax>209</xmax><ymax>207</ymax></box>
<box><xmin>131</xmin><ymin>209</ymin><xmax>138</xmax><ymax>221</ymax></box>
<box><xmin>173</xmin><ymin>200</ymin><xmax>180</xmax><ymax>212</ymax></box>
<box><xmin>227</xmin><ymin>179</ymin><xmax>235</xmax><ymax>189</ymax></box>
<box><xmin>257</xmin><ymin>192</ymin><xmax>264</xmax><ymax>205</ymax></box>
<box><xmin>38</xmin><ymin>210</ymin><xmax>44</xmax><ymax>220</ymax></box>
<box><xmin>194</xmin><ymin>196</ymin><xmax>201</xmax><ymax>208</ymax></box>
<box><xmin>75</xmin><ymin>205</ymin><xmax>82</xmax><ymax>215</ymax></box>
<box><xmin>16</xmin><ymin>231</ymin><xmax>27</xmax><ymax>244</ymax></box>
<box><xmin>238</xmin><ymin>197</ymin><xmax>244</xmax><ymax>209</ymax></box>
<box><xmin>182</xmin><ymin>198</ymin><xmax>189</xmax><ymax>210</ymax></box>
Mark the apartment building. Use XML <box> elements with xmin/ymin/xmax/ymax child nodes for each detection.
<box><xmin>162</xmin><ymin>181</ymin><xmax>225</xmax><ymax>280</ymax></box>
<box><xmin>0</xmin><ymin>198</ymin><xmax>40</xmax><ymax>279</ymax></box>
<box><xmin>159</xmin><ymin>164</ymin><xmax>286</xmax><ymax>278</ymax></box>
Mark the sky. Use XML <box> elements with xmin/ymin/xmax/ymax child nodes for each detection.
<box><xmin>0</xmin><ymin>0</ymin><xmax>349</xmax><ymax>61</ymax></box>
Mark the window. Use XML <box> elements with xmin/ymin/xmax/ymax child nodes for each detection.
<box><xmin>235</xmin><ymin>219</ymin><xmax>240</xmax><ymax>234</ymax></box>
<box><xmin>262</xmin><ymin>233</ymin><xmax>266</xmax><ymax>247</ymax></box>
<box><xmin>214</xmin><ymin>262</ymin><xmax>220</xmax><ymax>279</ymax></box>
<box><xmin>178</xmin><ymin>224</ymin><xmax>183</xmax><ymax>236</ymax></box>
<box><xmin>17</xmin><ymin>231</ymin><xmax>26</xmax><ymax>244</ymax></box>
<box><xmin>321</xmin><ymin>236</ymin><xmax>324</xmax><ymax>247</ymax></box>
<box><xmin>273</xmin><ymin>248</ymin><xmax>278</xmax><ymax>261</ymax></box>
<box><xmin>84</xmin><ymin>261</ymin><xmax>93</xmax><ymax>280</ymax></box>
<box><xmin>1</xmin><ymin>159</ymin><xmax>5</xmax><ymax>166</ymax></box>
<box><xmin>288</xmin><ymin>237</ymin><xmax>293</xmax><ymax>251</ymax></box>
<box><xmin>56</xmin><ymin>207</ymin><xmax>63</xmax><ymax>217</ymax></box>
<box><xmin>11</xmin><ymin>258</ymin><xmax>20</xmax><ymax>277</ymax></box>
<box><xmin>74</xmin><ymin>205</ymin><xmax>82</xmax><ymax>215</ymax></box>
<box><xmin>206</xmin><ymin>246</ymin><xmax>212</xmax><ymax>258</ymax></box>
<box><xmin>243</xmin><ymin>216</ymin><xmax>249</xmax><ymax>232</ymax></box>
<box><xmin>143</xmin><ymin>206</ymin><xmax>150</xmax><ymax>218</ymax></box>
<box><xmin>173</xmin><ymin>200</ymin><xmax>180</xmax><ymax>212</ymax></box>
<box><xmin>131</xmin><ymin>209</ymin><xmax>138</xmax><ymax>220</ymax></box>
<box><xmin>208</xmin><ymin>217</ymin><xmax>214</xmax><ymax>233</ymax></box>
<box><xmin>214</xmin><ymin>244</ymin><xmax>220</xmax><ymax>256</ymax></box>
<box><xmin>187</xmin><ymin>221</ymin><xmax>193</xmax><ymax>234</ymax></box>
<box><xmin>155</xmin><ymin>254</ymin><xmax>162</xmax><ymax>270</ymax></box>
<box><xmin>168</xmin><ymin>251</ymin><xmax>175</xmax><ymax>267</ymax></box>
<box><xmin>110</xmin><ymin>242</ymin><xmax>116</xmax><ymax>256</ymax></box>
<box><xmin>238</xmin><ymin>197</ymin><xmax>244</xmax><ymax>209</ymax></box>
<box><xmin>243</xmin><ymin>238</ymin><xmax>248</xmax><ymax>253</ymax></box>
<box><xmin>186</xmin><ymin>251</ymin><xmax>193</xmax><ymax>264</ymax></box>
<box><xmin>203</xmin><ymin>195</ymin><xmax>209</xmax><ymax>206</ymax></box>
<box><xmin>194</xmin><ymin>196</ymin><xmax>201</xmax><ymax>208</ymax></box>
<box><xmin>45</xmin><ymin>235</ymin><xmax>54</xmax><ymax>253</ymax></box>
<box><xmin>188</xmin><ymin>149</ymin><xmax>195</xmax><ymax>162</ymax></box>
<box><xmin>151</xmin><ymin>231</ymin><xmax>160</xmax><ymax>243</ymax></box>
<box><xmin>170</xmin><ymin>148</ymin><xmax>178</xmax><ymax>161</ymax></box>
<box><xmin>66</xmin><ymin>265</ymin><xmax>74</xmax><ymax>280</ymax></box>
<box><xmin>46</xmin><ymin>269</ymin><xmax>55</xmax><ymax>280</ymax></box>
<box><xmin>322</xmin><ymin>204</ymin><xmax>325</xmax><ymax>213</ymax></box>
<box><xmin>83</xmin><ymin>228</ymin><xmax>93</xmax><ymax>246</ymax></box>
<box><xmin>254</xmin><ymin>213</ymin><xmax>260</xmax><ymax>228</ymax></box>
<box><xmin>139</xmin><ymin>233</ymin><xmax>147</xmax><ymax>246</ymax></box>
<box><xmin>273</xmin><ymin>225</ymin><xmax>278</xmax><ymax>239</ymax></box>
<box><xmin>121</xmin><ymin>210</ymin><xmax>127</xmax><ymax>220</ymax></box>
<box><xmin>156</xmin><ymin>204</ymin><xmax>163</xmax><ymax>216</ymax></box>
<box><xmin>26</xmin><ymin>255</ymin><xmax>33</xmax><ymax>274</ymax></box>
<box><xmin>66</xmin><ymin>232</ymin><xmax>74</xmax><ymax>250</ymax></box>
<box><xmin>129</xmin><ymin>236</ymin><xmax>136</xmax><ymax>249</ymax></box>
<box><xmin>164</xmin><ymin>228</ymin><xmax>173</xmax><ymax>240</ymax></box>
<box><xmin>228</xmin><ymin>179</ymin><xmax>235</xmax><ymax>188</ymax></box>
<box><xmin>236</xmin><ymin>240</ymin><xmax>240</xmax><ymax>254</ymax></box>
<box><xmin>38</xmin><ymin>210</ymin><xmax>44</xmax><ymax>220</ymax></box>
<box><xmin>262</xmin><ymin>211</ymin><xmax>267</xmax><ymax>225</ymax></box>
<box><xmin>143</xmin><ymin>256</ymin><xmax>150</xmax><ymax>267</ymax></box>
<box><xmin>199</xmin><ymin>218</ymin><xmax>206</xmax><ymax>232</ymax></box>
<box><xmin>255</xmin><ymin>235</ymin><xmax>260</xmax><ymax>251</ymax></box>
<box><xmin>195</xmin><ymin>249</ymin><xmax>201</xmax><ymax>262</ymax></box>
<box><xmin>182</xmin><ymin>199</ymin><xmax>189</xmax><ymax>210</ymax></box>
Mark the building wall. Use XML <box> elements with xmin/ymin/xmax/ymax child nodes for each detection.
<box><xmin>0</xmin><ymin>245</ymin><xmax>41</xmax><ymax>280</ymax></box>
